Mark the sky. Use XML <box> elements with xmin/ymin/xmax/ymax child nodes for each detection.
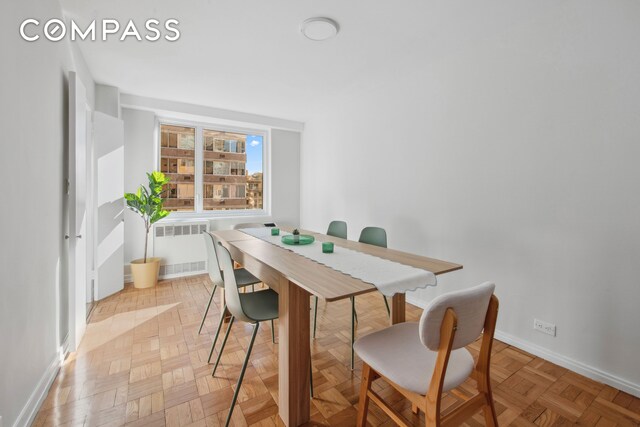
<box><xmin>245</xmin><ymin>134</ymin><xmax>263</xmax><ymax>174</ymax></box>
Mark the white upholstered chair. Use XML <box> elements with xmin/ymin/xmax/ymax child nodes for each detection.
<box><xmin>354</xmin><ymin>282</ymin><xmax>499</xmax><ymax>427</ymax></box>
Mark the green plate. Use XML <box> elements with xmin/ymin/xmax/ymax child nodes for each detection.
<box><xmin>281</xmin><ymin>234</ymin><xmax>315</xmax><ymax>245</ymax></box>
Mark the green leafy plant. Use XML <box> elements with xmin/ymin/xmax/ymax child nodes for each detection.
<box><xmin>124</xmin><ymin>171</ymin><xmax>171</xmax><ymax>263</ymax></box>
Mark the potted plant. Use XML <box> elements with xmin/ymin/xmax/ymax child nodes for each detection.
<box><xmin>124</xmin><ymin>171</ymin><xmax>170</xmax><ymax>288</ymax></box>
<box><xmin>292</xmin><ymin>228</ymin><xmax>300</xmax><ymax>244</ymax></box>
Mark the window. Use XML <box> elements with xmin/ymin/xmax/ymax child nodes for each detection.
<box><xmin>160</xmin><ymin>125</ymin><xmax>195</xmax><ymax>211</ymax></box>
<box><xmin>159</xmin><ymin>122</ymin><xmax>265</xmax><ymax>215</ymax></box>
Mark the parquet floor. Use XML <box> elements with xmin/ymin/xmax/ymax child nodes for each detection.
<box><xmin>34</xmin><ymin>275</ymin><xmax>640</xmax><ymax>426</ymax></box>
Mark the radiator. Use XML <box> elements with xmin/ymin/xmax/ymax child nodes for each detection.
<box><xmin>153</xmin><ymin>221</ymin><xmax>208</xmax><ymax>279</ymax></box>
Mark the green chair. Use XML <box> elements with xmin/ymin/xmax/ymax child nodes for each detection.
<box><xmin>358</xmin><ymin>226</ymin><xmax>387</xmax><ymax>249</ymax></box>
<box><xmin>210</xmin><ymin>239</ymin><xmax>313</xmax><ymax>426</ymax></box>
<box><xmin>201</xmin><ymin>233</ymin><xmax>275</xmax><ymax>366</ymax></box>
<box><xmin>312</xmin><ymin>223</ymin><xmax>389</xmax><ymax>370</ymax></box>
<box><xmin>204</xmin><ymin>233</ymin><xmax>276</xmax><ymax>363</ymax></box>
<box><xmin>312</xmin><ymin>221</ymin><xmax>348</xmax><ymax>340</ymax></box>
<box><xmin>326</xmin><ymin>220</ymin><xmax>347</xmax><ymax>239</ymax></box>
<box><xmin>199</xmin><ymin>233</ymin><xmax>261</xmax><ymax>336</ymax></box>
<box><xmin>340</xmin><ymin>226</ymin><xmax>391</xmax><ymax>370</ymax></box>
<box><xmin>358</xmin><ymin>226</ymin><xmax>391</xmax><ymax>316</ymax></box>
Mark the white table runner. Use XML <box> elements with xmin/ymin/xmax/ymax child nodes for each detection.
<box><xmin>240</xmin><ymin>228</ymin><xmax>437</xmax><ymax>296</ymax></box>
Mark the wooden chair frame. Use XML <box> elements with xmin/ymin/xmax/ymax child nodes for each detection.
<box><xmin>356</xmin><ymin>295</ymin><xmax>499</xmax><ymax>427</ymax></box>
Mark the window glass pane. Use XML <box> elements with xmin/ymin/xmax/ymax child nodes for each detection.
<box><xmin>178</xmin><ymin>133</ymin><xmax>194</xmax><ymax>149</ymax></box>
<box><xmin>246</xmin><ymin>135</ymin><xmax>263</xmax><ymax>210</ymax></box>
<box><xmin>202</xmin><ymin>130</ymin><xmax>263</xmax><ymax>211</ymax></box>
<box><xmin>160</xmin><ymin>124</ymin><xmax>195</xmax><ymax>211</ymax></box>
<box><xmin>212</xmin><ymin>161</ymin><xmax>229</xmax><ymax>175</ymax></box>
<box><xmin>230</xmin><ymin>162</ymin><xmax>245</xmax><ymax>176</ymax></box>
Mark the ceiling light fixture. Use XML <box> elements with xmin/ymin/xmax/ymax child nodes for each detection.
<box><xmin>300</xmin><ymin>17</ymin><xmax>339</xmax><ymax>41</ymax></box>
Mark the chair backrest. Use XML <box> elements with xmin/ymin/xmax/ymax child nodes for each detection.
<box><xmin>203</xmin><ymin>233</ymin><xmax>224</xmax><ymax>287</ymax></box>
<box><xmin>211</xmin><ymin>236</ymin><xmax>253</xmax><ymax>323</ymax></box>
<box><xmin>233</xmin><ymin>222</ymin><xmax>266</xmax><ymax>230</ymax></box>
<box><xmin>358</xmin><ymin>226</ymin><xmax>387</xmax><ymax>248</ymax></box>
<box><xmin>327</xmin><ymin>220</ymin><xmax>347</xmax><ymax>239</ymax></box>
<box><xmin>419</xmin><ymin>282</ymin><xmax>495</xmax><ymax>351</ymax></box>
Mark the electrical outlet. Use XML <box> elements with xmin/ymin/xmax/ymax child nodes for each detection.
<box><xmin>534</xmin><ymin>318</ymin><xmax>556</xmax><ymax>336</ymax></box>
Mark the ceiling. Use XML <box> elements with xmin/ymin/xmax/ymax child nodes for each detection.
<box><xmin>60</xmin><ymin>0</ymin><xmax>538</xmax><ymax>122</ymax></box>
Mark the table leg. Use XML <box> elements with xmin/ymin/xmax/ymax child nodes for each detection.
<box><xmin>390</xmin><ymin>293</ymin><xmax>406</xmax><ymax>325</ymax></box>
<box><xmin>278</xmin><ymin>278</ymin><xmax>311</xmax><ymax>426</ymax></box>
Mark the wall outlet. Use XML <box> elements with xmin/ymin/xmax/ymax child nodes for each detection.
<box><xmin>534</xmin><ymin>318</ymin><xmax>556</xmax><ymax>336</ymax></box>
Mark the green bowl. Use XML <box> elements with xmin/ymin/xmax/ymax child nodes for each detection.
<box><xmin>281</xmin><ymin>234</ymin><xmax>315</xmax><ymax>245</ymax></box>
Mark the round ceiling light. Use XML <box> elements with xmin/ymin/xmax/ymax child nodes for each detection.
<box><xmin>300</xmin><ymin>17</ymin><xmax>339</xmax><ymax>41</ymax></box>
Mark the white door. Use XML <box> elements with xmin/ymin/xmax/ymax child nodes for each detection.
<box><xmin>94</xmin><ymin>111</ymin><xmax>125</xmax><ymax>299</ymax></box>
<box><xmin>68</xmin><ymin>72</ymin><xmax>88</xmax><ymax>351</ymax></box>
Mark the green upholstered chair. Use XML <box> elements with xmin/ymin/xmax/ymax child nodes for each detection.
<box><xmin>210</xmin><ymin>238</ymin><xmax>314</xmax><ymax>426</ymax></box>
<box><xmin>199</xmin><ymin>232</ymin><xmax>261</xmax><ymax>340</ymax></box>
<box><xmin>326</xmin><ymin>220</ymin><xmax>347</xmax><ymax>239</ymax></box>
<box><xmin>312</xmin><ymin>221</ymin><xmax>347</xmax><ymax>330</ymax></box>
<box><xmin>358</xmin><ymin>227</ymin><xmax>391</xmax><ymax>316</ymax></box>
<box><xmin>312</xmin><ymin>221</ymin><xmax>348</xmax><ymax>340</ymax></box>
<box><xmin>312</xmin><ymin>223</ymin><xmax>390</xmax><ymax>370</ymax></box>
<box><xmin>346</xmin><ymin>226</ymin><xmax>391</xmax><ymax>370</ymax></box>
<box><xmin>359</xmin><ymin>226</ymin><xmax>387</xmax><ymax>248</ymax></box>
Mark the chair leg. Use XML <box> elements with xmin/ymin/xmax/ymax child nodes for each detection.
<box><xmin>351</xmin><ymin>296</ymin><xmax>356</xmax><ymax>370</ymax></box>
<box><xmin>224</xmin><ymin>322</ymin><xmax>260</xmax><ymax>427</ymax></box>
<box><xmin>477</xmin><ymin>355</ymin><xmax>498</xmax><ymax>425</ymax></box>
<box><xmin>312</xmin><ymin>296</ymin><xmax>319</xmax><ymax>339</ymax></box>
<box><xmin>479</xmin><ymin>374</ymin><xmax>498</xmax><ymax>427</ymax></box>
<box><xmin>207</xmin><ymin>303</ymin><xmax>227</xmax><ymax>363</ymax></box>
<box><xmin>356</xmin><ymin>363</ymin><xmax>374</xmax><ymax>427</ymax></box>
<box><xmin>482</xmin><ymin>393</ymin><xmax>499</xmax><ymax>427</ymax></box>
<box><xmin>198</xmin><ymin>285</ymin><xmax>217</xmax><ymax>334</ymax></box>
<box><xmin>212</xmin><ymin>316</ymin><xmax>235</xmax><ymax>377</ymax></box>
<box><xmin>383</xmin><ymin>295</ymin><xmax>390</xmax><ymax>317</ymax></box>
<box><xmin>270</xmin><ymin>319</ymin><xmax>275</xmax><ymax>343</ymax></box>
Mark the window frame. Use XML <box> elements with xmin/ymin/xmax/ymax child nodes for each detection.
<box><xmin>156</xmin><ymin>117</ymin><xmax>270</xmax><ymax>219</ymax></box>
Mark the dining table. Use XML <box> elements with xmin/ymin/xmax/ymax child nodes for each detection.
<box><xmin>210</xmin><ymin>227</ymin><xmax>462</xmax><ymax>426</ymax></box>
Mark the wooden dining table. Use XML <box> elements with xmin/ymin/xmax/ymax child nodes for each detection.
<box><xmin>210</xmin><ymin>227</ymin><xmax>462</xmax><ymax>426</ymax></box>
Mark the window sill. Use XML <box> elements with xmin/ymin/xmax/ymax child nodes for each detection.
<box><xmin>157</xmin><ymin>209</ymin><xmax>270</xmax><ymax>223</ymax></box>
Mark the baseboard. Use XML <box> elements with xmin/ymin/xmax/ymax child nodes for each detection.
<box><xmin>494</xmin><ymin>330</ymin><xmax>640</xmax><ymax>398</ymax></box>
<box><xmin>12</xmin><ymin>338</ymin><xmax>67</xmax><ymax>427</ymax></box>
<box><xmin>124</xmin><ymin>269</ymin><xmax>207</xmax><ymax>284</ymax></box>
<box><xmin>159</xmin><ymin>269</ymin><xmax>207</xmax><ymax>280</ymax></box>
<box><xmin>406</xmin><ymin>294</ymin><xmax>640</xmax><ymax>398</ymax></box>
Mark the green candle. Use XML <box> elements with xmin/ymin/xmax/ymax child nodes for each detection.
<box><xmin>322</xmin><ymin>242</ymin><xmax>334</xmax><ymax>253</ymax></box>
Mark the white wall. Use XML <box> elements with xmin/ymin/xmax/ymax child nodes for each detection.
<box><xmin>95</xmin><ymin>84</ymin><xmax>121</xmax><ymax>119</ymax></box>
<box><xmin>0</xmin><ymin>0</ymin><xmax>95</xmax><ymax>425</ymax></box>
<box><xmin>300</xmin><ymin>2</ymin><xmax>640</xmax><ymax>395</ymax></box>
<box><xmin>122</xmin><ymin>106</ymin><xmax>301</xmax><ymax>277</ymax></box>
<box><xmin>123</xmin><ymin>108</ymin><xmax>156</xmax><ymax>267</ymax></box>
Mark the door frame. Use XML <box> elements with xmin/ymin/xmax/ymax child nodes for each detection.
<box><xmin>86</xmin><ymin>106</ymin><xmax>97</xmax><ymax>319</ymax></box>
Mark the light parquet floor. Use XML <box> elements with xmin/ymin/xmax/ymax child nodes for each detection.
<box><xmin>33</xmin><ymin>275</ymin><xmax>640</xmax><ymax>427</ymax></box>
